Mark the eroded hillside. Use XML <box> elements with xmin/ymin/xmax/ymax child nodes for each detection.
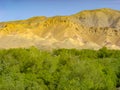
<box><xmin>0</xmin><ymin>8</ymin><xmax>120</xmax><ymax>50</ymax></box>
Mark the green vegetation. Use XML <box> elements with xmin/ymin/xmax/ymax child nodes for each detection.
<box><xmin>0</xmin><ymin>47</ymin><xmax>120</xmax><ymax>90</ymax></box>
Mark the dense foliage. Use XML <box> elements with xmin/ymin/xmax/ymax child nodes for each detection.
<box><xmin>0</xmin><ymin>47</ymin><xmax>120</xmax><ymax>90</ymax></box>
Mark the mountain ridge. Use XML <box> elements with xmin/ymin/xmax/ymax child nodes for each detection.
<box><xmin>0</xmin><ymin>8</ymin><xmax>120</xmax><ymax>50</ymax></box>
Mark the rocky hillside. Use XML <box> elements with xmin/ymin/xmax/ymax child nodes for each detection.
<box><xmin>0</xmin><ymin>8</ymin><xmax>120</xmax><ymax>50</ymax></box>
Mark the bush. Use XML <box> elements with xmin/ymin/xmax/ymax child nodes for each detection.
<box><xmin>0</xmin><ymin>47</ymin><xmax>120</xmax><ymax>90</ymax></box>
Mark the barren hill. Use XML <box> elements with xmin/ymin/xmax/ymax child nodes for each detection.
<box><xmin>0</xmin><ymin>8</ymin><xmax>120</xmax><ymax>50</ymax></box>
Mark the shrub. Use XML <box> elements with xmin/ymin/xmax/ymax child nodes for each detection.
<box><xmin>0</xmin><ymin>47</ymin><xmax>120</xmax><ymax>90</ymax></box>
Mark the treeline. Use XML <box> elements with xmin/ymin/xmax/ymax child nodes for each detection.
<box><xmin>0</xmin><ymin>47</ymin><xmax>120</xmax><ymax>90</ymax></box>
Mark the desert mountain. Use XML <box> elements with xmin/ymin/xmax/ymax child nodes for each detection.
<box><xmin>0</xmin><ymin>8</ymin><xmax>120</xmax><ymax>50</ymax></box>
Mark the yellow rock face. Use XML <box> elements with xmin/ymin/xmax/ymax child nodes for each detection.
<box><xmin>0</xmin><ymin>8</ymin><xmax>120</xmax><ymax>50</ymax></box>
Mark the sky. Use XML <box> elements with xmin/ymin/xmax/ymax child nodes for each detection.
<box><xmin>0</xmin><ymin>0</ymin><xmax>120</xmax><ymax>22</ymax></box>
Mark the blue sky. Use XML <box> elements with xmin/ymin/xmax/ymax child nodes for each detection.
<box><xmin>0</xmin><ymin>0</ymin><xmax>120</xmax><ymax>22</ymax></box>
